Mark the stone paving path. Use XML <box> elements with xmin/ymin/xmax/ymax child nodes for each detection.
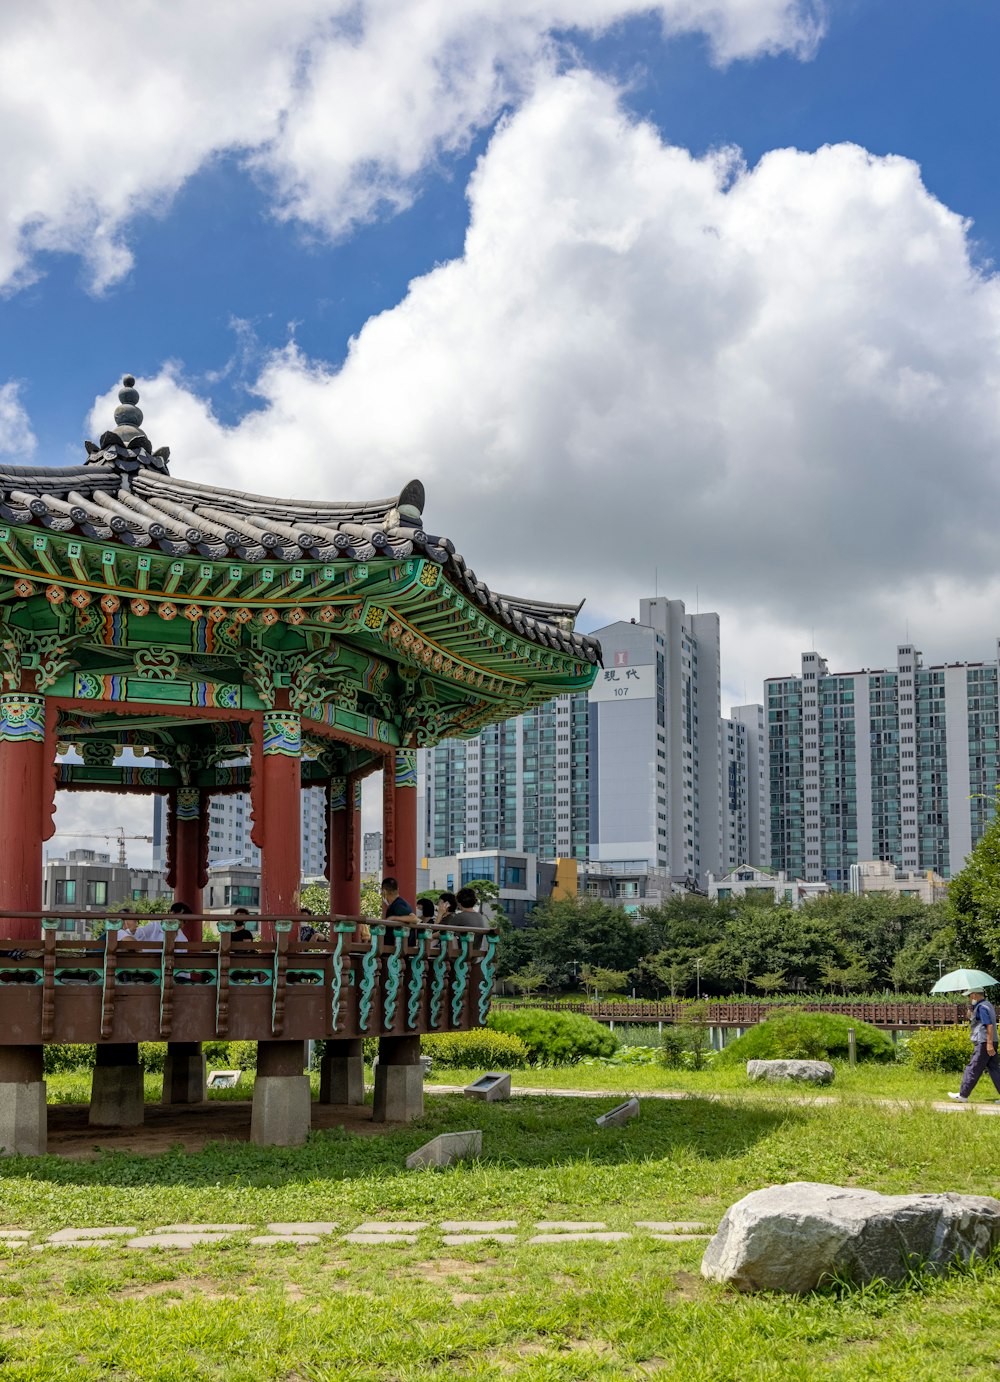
<box><xmin>425</xmin><ymin>1084</ymin><xmax>1000</xmax><ymax>1116</ymax></box>
<box><xmin>0</xmin><ymin>1220</ymin><xmax>713</xmax><ymax>1252</ymax></box>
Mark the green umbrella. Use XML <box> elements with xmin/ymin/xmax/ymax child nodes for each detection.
<box><xmin>931</xmin><ymin>967</ymin><xmax>998</xmax><ymax>994</ymax></box>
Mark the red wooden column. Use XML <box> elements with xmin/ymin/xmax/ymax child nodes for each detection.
<box><xmin>254</xmin><ymin>706</ymin><xmax>302</xmax><ymax>940</ymax></box>
<box><xmin>384</xmin><ymin>749</ymin><xmax>418</xmax><ymax>905</ymax></box>
<box><xmin>326</xmin><ymin>774</ymin><xmax>361</xmax><ymax>916</ymax></box>
<box><xmin>166</xmin><ymin>788</ymin><xmax>208</xmax><ymax>939</ymax></box>
<box><xmin>0</xmin><ymin>688</ymin><xmax>47</xmax><ymax>940</ymax></box>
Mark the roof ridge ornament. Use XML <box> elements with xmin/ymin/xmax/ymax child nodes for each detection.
<box><xmin>84</xmin><ymin>375</ymin><xmax>171</xmax><ymax>477</ymax></box>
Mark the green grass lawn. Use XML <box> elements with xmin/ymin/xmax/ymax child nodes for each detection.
<box><xmin>425</xmin><ymin>1057</ymin><xmax>1000</xmax><ymax>1103</ymax></box>
<box><xmin>1</xmin><ymin>1068</ymin><xmax>999</xmax><ymax>1379</ymax></box>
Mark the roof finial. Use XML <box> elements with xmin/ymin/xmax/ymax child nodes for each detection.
<box><xmin>84</xmin><ymin>373</ymin><xmax>170</xmax><ymax>477</ymax></box>
<box><xmin>114</xmin><ymin>375</ymin><xmax>144</xmax><ymax>438</ymax></box>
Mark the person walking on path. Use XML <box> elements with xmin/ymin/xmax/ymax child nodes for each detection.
<box><xmin>948</xmin><ymin>988</ymin><xmax>1000</xmax><ymax>1102</ymax></box>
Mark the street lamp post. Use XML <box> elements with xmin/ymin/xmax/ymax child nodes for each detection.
<box><xmin>695</xmin><ymin>957</ymin><xmax>702</xmax><ymax>1001</ymax></box>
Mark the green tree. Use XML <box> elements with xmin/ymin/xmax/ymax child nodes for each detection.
<box><xmin>580</xmin><ymin>965</ymin><xmax>629</xmax><ymax>997</ymax></box>
<box><xmin>505</xmin><ymin>962</ymin><xmax>549</xmax><ymax>996</ymax></box>
<box><xmin>300</xmin><ymin>881</ymin><xmax>331</xmax><ymax>917</ymax></box>
<box><xmin>638</xmin><ymin>950</ymin><xmax>690</xmax><ymax>999</ymax></box>
<box><xmin>752</xmin><ymin>970</ymin><xmax>787</xmax><ymax>995</ymax></box>
<box><xmin>521</xmin><ymin>896</ymin><xmax>648</xmax><ymax>984</ymax></box>
<box><xmin>950</xmin><ymin>795</ymin><xmax>1000</xmax><ymax>969</ymax></box>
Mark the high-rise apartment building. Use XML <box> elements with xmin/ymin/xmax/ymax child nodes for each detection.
<box><xmin>152</xmin><ymin>788</ymin><xmax>327</xmax><ymax>876</ymax></box>
<box><xmin>767</xmin><ymin>643</ymin><xmax>1000</xmax><ymax>886</ymax></box>
<box><xmin>363</xmin><ymin>831</ymin><xmax>383</xmax><ymax>877</ymax></box>
<box><xmin>588</xmin><ymin>598</ymin><xmax>723</xmax><ymax>886</ymax></box>
<box><xmin>417</xmin><ymin>692</ymin><xmax>590</xmax><ymax>862</ymax></box>
<box><xmin>722</xmin><ymin>704</ymin><xmax>770</xmax><ymax>870</ymax></box>
<box><xmin>419</xmin><ymin>596</ymin><xmax>733</xmax><ymax>888</ymax></box>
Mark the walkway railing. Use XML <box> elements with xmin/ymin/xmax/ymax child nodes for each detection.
<box><xmin>491</xmin><ymin>998</ymin><xmax>968</xmax><ymax>1028</ymax></box>
<box><xmin>0</xmin><ymin>912</ymin><xmax>498</xmax><ymax>1045</ymax></box>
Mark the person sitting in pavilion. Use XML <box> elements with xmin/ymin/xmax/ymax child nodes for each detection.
<box><xmin>434</xmin><ymin>892</ymin><xmax>457</xmax><ymax>925</ymax></box>
<box><xmin>230</xmin><ymin>908</ymin><xmax>255</xmax><ymax>943</ymax></box>
<box><xmin>116</xmin><ymin>909</ymin><xmax>139</xmax><ymax>941</ymax></box>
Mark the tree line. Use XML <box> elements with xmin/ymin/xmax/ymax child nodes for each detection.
<box><xmin>496</xmin><ymin>890</ymin><xmax>958</xmax><ymax>999</ymax></box>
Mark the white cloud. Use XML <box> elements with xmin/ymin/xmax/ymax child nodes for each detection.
<box><xmin>0</xmin><ymin>380</ymin><xmax>36</xmax><ymax>456</ymax></box>
<box><xmin>0</xmin><ymin>0</ymin><xmax>821</xmax><ymax>291</ymax></box>
<box><xmin>102</xmin><ymin>70</ymin><xmax>1000</xmax><ymax>704</ymax></box>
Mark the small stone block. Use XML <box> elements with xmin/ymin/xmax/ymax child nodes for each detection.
<box><xmin>0</xmin><ymin>1231</ymin><xmax>32</xmax><ymax>1240</ymax></box>
<box><xmin>530</xmin><ymin>1232</ymin><xmax>632</xmax><ymax>1244</ymax></box>
<box><xmin>463</xmin><ymin>1072</ymin><xmax>511</xmax><ymax>1102</ymax></box>
<box><xmin>535</xmin><ymin>1221</ymin><xmax>607</xmax><ymax>1231</ymax></box>
<box><xmin>207</xmin><ymin>1070</ymin><xmax>241</xmax><ymax>1089</ymax></box>
<box><xmin>353</xmin><ymin>1221</ymin><xmax>429</xmax><ymax>1233</ymax></box>
<box><xmin>441</xmin><ymin>1221</ymin><xmax>518</xmax><ymax>1231</ymax></box>
<box><xmin>595</xmin><ymin>1098</ymin><xmax>639</xmax><ymax>1129</ymax></box>
<box><xmin>636</xmin><ymin>1221</ymin><xmax>709</xmax><ymax>1233</ymax></box>
<box><xmin>405</xmin><ymin>1130</ymin><xmax>482</xmax><ymax>1170</ymax></box>
<box><xmin>48</xmin><ymin>1227</ymin><xmax>137</xmax><ymax>1242</ymax></box>
<box><xmin>443</xmin><ymin>1234</ymin><xmax>517</xmax><ymax>1246</ymax></box>
<box><xmin>0</xmin><ymin>1240</ymin><xmax>29</xmax><ymax>1249</ymax></box>
<box><xmin>266</xmin><ymin>1222</ymin><xmax>338</xmax><ymax>1235</ymax></box>
<box><xmin>154</xmin><ymin>1224</ymin><xmax>250</xmax><ymax>1233</ymax></box>
<box><xmin>128</xmin><ymin>1233</ymin><xmax>236</xmax><ymax>1248</ymax></box>
<box><xmin>343</xmin><ymin>1233</ymin><xmax>417</xmax><ymax>1245</ymax></box>
<box><xmin>251</xmin><ymin>1235</ymin><xmax>320</xmax><ymax>1246</ymax></box>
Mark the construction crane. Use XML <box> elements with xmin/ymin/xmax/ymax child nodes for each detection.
<box><xmin>55</xmin><ymin>827</ymin><xmax>155</xmax><ymax>867</ymax></box>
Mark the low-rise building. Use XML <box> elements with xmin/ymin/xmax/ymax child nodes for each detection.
<box><xmin>848</xmin><ymin>859</ymin><xmax>948</xmax><ymax>904</ymax></box>
<box><xmin>577</xmin><ymin>860</ymin><xmax>674</xmax><ymax>914</ymax></box>
<box><xmin>707</xmin><ymin>864</ymin><xmax>830</xmax><ymax>907</ymax></box>
<box><xmin>42</xmin><ymin>849</ymin><xmax>171</xmax><ymax>935</ymax></box>
<box><xmin>424</xmin><ymin>851</ymin><xmax>555</xmax><ymax>925</ymax></box>
<box><xmin>203</xmin><ymin>865</ymin><xmax>262</xmax><ymax>914</ymax></box>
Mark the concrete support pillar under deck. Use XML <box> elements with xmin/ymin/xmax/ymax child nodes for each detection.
<box><xmin>373</xmin><ymin>1035</ymin><xmax>423</xmax><ymax>1123</ymax></box>
<box><xmin>162</xmin><ymin>1042</ymin><xmax>206</xmax><ymax>1105</ymax></box>
<box><xmin>89</xmin><ymin>1043</ymin><xmax>144</xmax><ymax>1128</ymax></box>
<box><xmin>251</xmin><ymin>1040</ymin><xmax>311</xmax><ymax>1147</ymax></box>
<box><xmin>0</xmin><ymin>1045</ymin><xmax>46</xmax><ymax>1157</ymax></box>
<box><xmin>319</xmin><ymin>1038</ymin><xmax>364</xmax><ymax>1106</ymax></box>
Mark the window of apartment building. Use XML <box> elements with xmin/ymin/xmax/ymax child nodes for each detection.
<box><xmin>54</xmin><ymin>879</ymin><xmax>77</xmax><ymax>904</ymax></box>
<box><xmin>86</xmin><ymin>880</ymin><xmax>108</xmax><ymax>905</ymax></box>
<box><xmin>225</xmin><ymin>885</ymin><xmax>260</xmax><ymax>907</ymax></box>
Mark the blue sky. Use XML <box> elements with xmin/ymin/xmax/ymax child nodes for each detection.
<box><xmin>4</xmin><ymin>0</ymin><xmax>1000</xmax><ymax>865</ymax></box>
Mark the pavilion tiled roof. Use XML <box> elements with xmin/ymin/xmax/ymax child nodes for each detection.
<box><xmin>0</xmin><ymin>378</ymin><xmax>599</xmax><ymax>665</ymax></box>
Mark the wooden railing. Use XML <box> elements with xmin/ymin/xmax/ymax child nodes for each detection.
<box><xmin>491</xmin><ymin>998</ymin><xmax>968</xmax><ymax>1028</ymax></box>
<box><xmin>0</xmin><ymin>912</ymin><xmax>498</xmax><ymax>1046</ymax></box>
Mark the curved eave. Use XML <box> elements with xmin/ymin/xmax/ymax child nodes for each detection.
<box><xmin>0</xmin><ymin>461</ymin><xmax>601</xmax><ymax>667</ymax></box>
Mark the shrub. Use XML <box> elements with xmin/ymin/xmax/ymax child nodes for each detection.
<box><xmin>659</xmin><ymin>1027</ymin><xmax>688</xmax><ymax>1069</ymax></box>
<box><xmin>718</xmin><ymin>1011</ymin><xmax>894</xmax><ymax>1066</ymax></box>
<box><xmin>421</xmin><ymin>1029</ymin><xmax>529</xmax><ymax>1069</ymax></box>
<box><xmin>906</xmin><ymin>1026</ymin><xmax>972</xmax><ymax>1073</ymax></box>
<box><xmin>202</xmin><ymin>1040</ymin><xmax>231</xmax><ymax>1066</ymax></box>
<box><xmin>228</xmin><ymin>1040</ymin><xmax>258</xmax><ymax>1070</ymax></box>
<box><xmin>43</xmin><ymin>1044</ymin><xmax>95</xmax><ymax>1074</ymax></box>
<box><xmin>488</xmin><ymin>1009</ymin><xmax>617</xmax><ymax>1064</ymax></box>
<box><xmin>138</xmin><ymin>1042</ymin><xmax>167</xmax><ymax>1072</ymax></box>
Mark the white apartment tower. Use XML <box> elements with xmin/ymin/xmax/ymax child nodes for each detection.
<box><xmin>153</xmin><ymin>789</ymin><xmax>327</xmax><ymax>875</ymax></box>
<box><xmin>588</xmin><ymin>598</ymin><xmax>723</xmax><ymax>887</ymax></box>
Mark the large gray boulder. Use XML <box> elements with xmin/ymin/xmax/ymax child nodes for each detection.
<box><xmin>702</xmin><ymin>1182</ymin><xmax>1000</xmax><ymax>1293</ymax></box>
<box><xmin>746</xmin><ymin>1059</ymin><xmax>834</xmax><ymax>1085</ymax></box>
